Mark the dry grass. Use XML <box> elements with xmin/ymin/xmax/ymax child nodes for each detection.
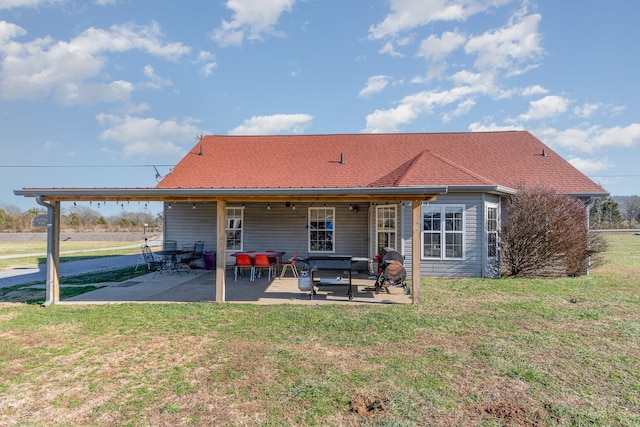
<box><xmin>0</xmin><ymin>233</ymin><xmax>638</xmax><ymax>426</ymax></box>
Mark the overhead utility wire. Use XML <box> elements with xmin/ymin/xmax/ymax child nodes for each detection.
<box><xmin>588</xmin><ymin>174</ymin><xmax>640</xmax><ymax>178</ymax></box>
<box><xmin>0</xmin><ymin>164</ymin><xmax>174</xmax><ymax>168</ymax></box>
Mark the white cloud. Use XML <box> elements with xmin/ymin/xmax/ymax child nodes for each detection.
<box><xmin>465</xmin><ymin>12</ymin><xmax>543</xmax><ymax>73</ymax></box>
<box><xmin>535</xmin><ymin>124</ymin><xmax>640</xmax><ymax>153</ymax></box>
<box><xmin>363</xmin><ymin>85</ymin><xmax>480</xmax><ymax>132</ymax></box>
<box><xmin>369</xmin><ymin>0</ymin><xmax>511</xmax><ymax>40</ymax></box>
<box><xmin>97</xmin><ymin>114</ymin><xmax>201</xmax><ymax>158</ymax></box>
<box><xmin>56</xmin><ymin>80</ymin><xmax>133</xmax><ymax>105</ymax></box>
<box><xmin>363</xmin><ymin>70</ymin><xmax>500</xmax><ymax>132</ymax></box>
<box><xmin>0</xmin><ymin>0</ymin><xmax>63</xmax><ymax>9</ymax></box>
<box><xmin>379</xmin><ymin>40</ymin><xmax>403</xmax><ymax>57</ymax></box>
<box><xmin>142</xmin><ymin>64</ymin><xmax>172</xmax><ymax>90</ymax></box>
<box><xmin>0</xmin><ymin>22</ymin><xmax>189</xmax><ymax>104</ymax></box>
<box><xmin>193</xmin><ymin>50</ymin><xmax>217</xmax><ymax>77</ymax></box>
<box><xmin>609</xmin><ymin>105</ymin><xmax>625</xmax><ymax>117</ymax></box>
<box><xmin>94</xmin><ymin>0</ymin><xmax>117</xmax><ymax>5</ymax></box>
<box><xmin>567</xmin><ymin>156</ymin><xmax>614</xmax><ymax>175</ymax></box>
<box><xmin>365</xmin><ymin>5</ymin><xmax>545</xmax><ymax>132</ymax></box>
<box><xmin>0</xmin><ymin>21</ymin><xmax>26</xmax><ymax>44</ymax></box>
<box><xmin>449</xmin><ymin>69</ymin><xmax>497</xmax><ymax>93</ymax></box>
<box><xmin>468</xmin><ymin>121</ymin><xmax>524</xmax><ymax>132</ymax></box>
<box><xmin>519</xmin><ymin>95</ymin><xmax>570</xmax><ymax>121</ymax></box>
<box><xmin>521</xmin><ymin>84</ymin><xmax>547</xmax><ymax>96</ymax></box>
<box><xmin>359</xmin><ymin>75</ymin><xmax>391</xmax><ymax>98</ymax></box>
<box><xmin>443</xmin><ymin>98</ymin><xmax>475</xmax><ymax>122</ymax></box>
<box><xmin>573</xmin><ymin>102</ymin><xmax>600</xmax><ymax>118</ymax></box>
<box><xmin>71</xmin><ymin>22</ymin><xmax>189</xmax><ymax>58</ymax></box>
<box><xmin>211</xmin><ymin>0</ymin><xmax>296</xmax><ymax>47</ymax></box>
<box><xmin>418</xmin><ymin>30</ymin><xmax>466</xmax><ymax>62</ymax></box>
<box><xmin>229</xmin><ymin>113</ymin><xmax>313</xmax><ymax>135</ymax></box>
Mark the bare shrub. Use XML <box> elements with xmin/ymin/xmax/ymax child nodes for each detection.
<box><xmin>586</xmin><ymin>230</ymin><xmax>608</xmax><ymax>272</ymax></box>
<box><xmin>501</xmin><ymin>185</ymin><xmax>603</xmax><ymax>277</ymax></box>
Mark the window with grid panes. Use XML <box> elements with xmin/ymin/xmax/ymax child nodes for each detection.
<box><xmin>225</xmin><ymin>207</ymin><xmax>243</xmax><ymax>251</ymax></box>
<box><xmin>308</xmin><ymin>207</ymin><xmax>334</xmax><ymax>252</ymax></box>
<box><xmin>487</xmin><ymin>205</ymin><xmax>498</xmax><ymax>258</ymax></box>
<box><xmin>376</xmin><ymin>205</ymin><xmax>397</xmax><ymax>253</ymax></box>
<box><xmin>422</xmin><ymin>205</ymin><xmax>464</xmax><ymax>259</ymax></box>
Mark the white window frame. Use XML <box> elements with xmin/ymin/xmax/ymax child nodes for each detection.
<box><xmin>376</xmin><ymin>204</ymin><xmax>397</xmax><ymax>253</ymax></box>
<box><xmin>486</xmin><ymin>203</ymin><xmax>499</xmax><ymax>259</ymax></box>
<box><xmin>421</xmin><ymin>204</ymin><xmax>465</xmax><ymax>260</ymax></box>
<box><xmin>308</xmin><ymin>207</ymin><xmax>335</xmax><ymax>253</ymax></box>
<box><xmin>225</xmin><ymin>206</ymin><xmax>244</xmax><ymax>251</ymax></box>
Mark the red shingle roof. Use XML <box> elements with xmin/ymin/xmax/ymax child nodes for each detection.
<box><xmin>156</xmin><ymin>131</ymin><xmax>606</xmax><ymax>195</ymax></box>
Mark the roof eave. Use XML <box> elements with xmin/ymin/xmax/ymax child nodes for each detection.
<box><xmin>14</xmin><ymin>186</ymin><xmax>449</xmax><ymax>203</ymax></box>
<box><xmin>446</xmin><ymin>185</ymin><xmax>517</xmax><ymax>195</ymax></box>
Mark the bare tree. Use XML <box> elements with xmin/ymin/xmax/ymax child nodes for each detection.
<box><xmin>622</xmin><ymin>195</ymin><xmax>640</xmax><ymax>227</ymax></box>
<box><xmin>64</xmin><ymin>205</ymin><xmax>103</xmax><ymax>231</ymax></box>
<box><xmin>501</xmin><ymin>185</ymin><xmax>605</xmax><ymax>277</ymax></box>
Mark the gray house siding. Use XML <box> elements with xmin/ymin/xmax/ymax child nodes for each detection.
<box><xmin>164</xmin><ymin>202</ymin><xmax>370</xmax><ymax>266</ymax></box>
<box><xmin>400</xmin><ymin>193</ymin><xmax>489</xmax><ymax>278</ymax></box>
<box><xmin>163</xmin><ymin>202</ymin><xmax>216</xmax><ymax>252</ymax></box>
<box><xmin>240</xmin><ymin>202</ymin><xmax>370</xmax><ymax>262</ymax></box>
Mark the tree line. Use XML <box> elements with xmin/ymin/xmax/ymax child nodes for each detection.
<box><xmin>0</xmin><ymin>204</ymin><xmax>162</xmax><ymax>233</ymax></box>
<box><xmin>590</xmin><ymin>196</ymin><xmax>640</xmax><ymax>229</ymax></box>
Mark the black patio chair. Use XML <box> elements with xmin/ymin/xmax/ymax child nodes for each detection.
<box><xmin>175</xmin><ymin>243</ymin><xmax>195</xmax><ymax>273</ymax></box>
<box><xmin>189</xmin><ymin>240</ymin><xmax>205</xmax><ymax>268</ymax></box>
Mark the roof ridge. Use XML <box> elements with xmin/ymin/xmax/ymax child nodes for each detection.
<box><xmin>406</xmin><ymin>150</ymin><xmax>494</xmax><ymax>186</ymax></box>
<box><xmin>367</xmin><ymin>152</ymin><xmax>425</xmax><ymax>187</ymax></box>
<box><xmin>203</xmin><ymin>130</ymin><xmax>527</xmax><ymax>139</ymax></box>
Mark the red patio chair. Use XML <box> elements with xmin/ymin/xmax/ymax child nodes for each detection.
<box><xmin>253</xmin><ymin>253</ymin><xmax>275</xmax><ymax>281</ymax></box>
<box><xmin>265</xmin><ymin>249</ymin><xmax>279</xmax><ymax>273</ymax></box>
<box><xmin>234</xmin><ymin>254</ymin><xmax>254</xmax><ymax>281</ymax></box>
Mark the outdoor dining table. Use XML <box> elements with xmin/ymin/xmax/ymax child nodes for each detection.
<box><xmin>231</xmin><ymin>251</ymin><xmax>286</xmax><ymax>258</ymax></box>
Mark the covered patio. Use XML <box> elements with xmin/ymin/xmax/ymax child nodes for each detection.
<box><xmin>13</xmin><ymin>187</ymin><xmax>443</xmax><ymax>306</ymax></box>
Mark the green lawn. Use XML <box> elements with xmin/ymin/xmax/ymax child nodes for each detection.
<box><xmin>0</xmin><ymin>265</ymin><xmax>154</xmax><ymax>305</ymax></box>
<box><xmin>0</xmin><ymin>233</ymin><xmax>638</xmax><ymax>426</ymax></box>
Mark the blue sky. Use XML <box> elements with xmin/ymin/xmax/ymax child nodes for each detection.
<box><xmin>2</xmin><ymin>0</ymin><xmax>639</xmax><ymax>216</ymax></box>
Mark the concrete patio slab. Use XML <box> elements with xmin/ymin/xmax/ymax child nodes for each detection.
<box><xmin>61</xmin><ymin>269</ymin><xmax>412</xmax><ymax>305</ymax></box>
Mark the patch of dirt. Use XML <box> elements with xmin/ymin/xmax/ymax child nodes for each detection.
<box><xmin>349</xmin><ymin>392</ymin><xmax>389</xmax><ymax>418</ymax></box>
<box><xmin>479</xmin><ymin>400</ymin><xmax>544</xmax><ymax>426</ymax></box>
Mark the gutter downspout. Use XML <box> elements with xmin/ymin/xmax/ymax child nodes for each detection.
<box><xmin>36</xmin><ymin>196</ymin><xmax>58</xmax><ymax>306</ymax></box>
